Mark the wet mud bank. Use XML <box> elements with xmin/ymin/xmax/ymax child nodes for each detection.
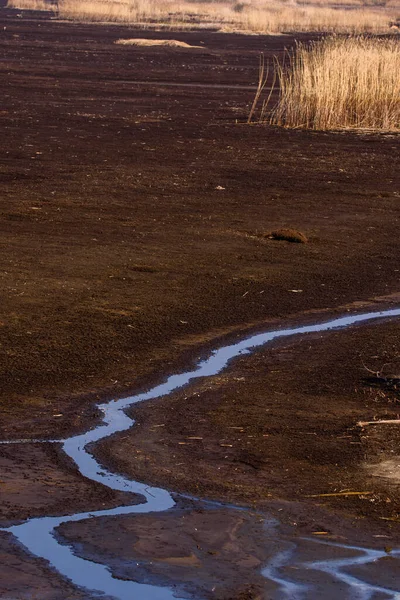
<box><xmin>98</xmin><ymin>310</ymin><xmax>400</xmax><ymax>523</ymax></box>
<box><xmin>0</xmin><ymin>442</ymin><xmax>139</xmax><ymax>525</ymax></box>
<box><xmin>58</xmin><ymin>501</ymin><xmax>400</xmax><ymax>600</ymax></box>
<box><xmin>2</xmin><ymin>306</ymin><xmax>400</xmax><ymax>600</ymax></box>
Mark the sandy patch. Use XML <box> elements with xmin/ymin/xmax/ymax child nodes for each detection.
<box><xmin>115</xmin><ymin>38</ymin><xmax>203</xmax><ymax>48</ymax></box>
<box><xmin>366</xmin><ymin>458</ymin><xmax>400</xmax><ymax>484</ymax></box>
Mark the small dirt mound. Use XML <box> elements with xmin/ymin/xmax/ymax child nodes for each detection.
<box><xmin>267</xmin><ymin>228</ymin><xmax>308</xmax><ymax>244</ymax></box>
<box><xmin>115</xmin><ymin>39</ymin><xmax>203</xmax><ymax>49</ymax></box>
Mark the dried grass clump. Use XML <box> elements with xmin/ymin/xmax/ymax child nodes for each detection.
<box><xmin>54</xmin><ymin>0</ymin><xmax>233</xmax><ymax>25</ymax></box>
<box><xmin>115</xmin><ymin>38</ymin><xmax>202</xmax><ymax>47</ymax></box>
<box><xmin>268</xmin><ymin>228</ymin><xmax>308</xmax><ymax>243</ymax></box>
<box><xmin>268</xmin><ymin>36</ymin><xmax>400</xmax><ymax>131</ymax></box>
<box><xmin>7</xmin><ymin>0</ymin><xmax>55</xmax><ymax>9</ymax></box>
<box><xmin>240</xmin><ymin>4</ymin><xmax>394</xmax><ymax>34</ymax></box>
<box><xmin>58</xmin><ymin>0</ymin><xmax>159</xmax><ymax>22</ymax></box>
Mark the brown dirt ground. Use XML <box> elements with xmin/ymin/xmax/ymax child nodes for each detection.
<box><xmin>1</xmin><ymin>12</ymin><xmax>399</xmax><ymax>442</ymax></box>
<box><xmin>1</xmin><ymin>7</ymin><xmax>400</xmax><ymax>598</ymax></box>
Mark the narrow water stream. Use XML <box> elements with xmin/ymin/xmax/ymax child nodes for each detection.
<box><xmin>2</xmin><ymin>308</ymin><xmax>400</xmax><ymax>599</ymax></box>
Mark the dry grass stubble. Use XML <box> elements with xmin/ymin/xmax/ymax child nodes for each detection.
<box><xmin>6</xmin><ymin>0</ymin><xmax>400</xmax><ymax>34</ymax></box>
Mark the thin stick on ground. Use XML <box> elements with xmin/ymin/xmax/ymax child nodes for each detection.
<box><xmin>247</xmin><ymin>54</ymin><xmax>268</xmax><ymax>124</ymax></box>
<box><xmin>358</xmin><ymin>419</ymin><xmax>400</xmax><ymax>426</ymax></box>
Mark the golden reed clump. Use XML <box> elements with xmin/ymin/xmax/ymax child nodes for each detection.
<box><xmin>269</xmin><ymin>36</ymin><xmax>400</xmax><ymax>131</ymax></box>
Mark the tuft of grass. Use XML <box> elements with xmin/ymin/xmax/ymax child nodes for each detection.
<box><xmin>253</xmin><ymin>36</ymin><xmax>400</xmax><ymax>131</ymax></box>
<box><xmin>268</xmin><ymin>228</ymin><xmax>308</xmax><ymax>243</ymax></box>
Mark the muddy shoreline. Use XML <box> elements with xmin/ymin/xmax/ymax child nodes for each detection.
<box><xmin>3</xmin><ymin>305</ymin><xmax>400</xmax><ymax>600</ymax></box>
<box><xmin>95</xmin><ymin>305</ymin><xmax>400</xmax><ymax>526</ymax></box>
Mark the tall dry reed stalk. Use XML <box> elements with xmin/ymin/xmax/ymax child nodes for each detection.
<box><xmin>268</xmin><ymin>36</ymin><xmax>400</xmax><ymax>130</ymax></box>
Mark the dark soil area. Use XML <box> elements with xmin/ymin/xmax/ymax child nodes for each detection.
<box><xmin>0</xmin><ymin>8</ymin><xmax>400</xmax><ymax>599</ymax></box>
<box><xmin>1</xmin><ymin>10</ymin><xmax>399</xmax><ymax>442</ymax></box>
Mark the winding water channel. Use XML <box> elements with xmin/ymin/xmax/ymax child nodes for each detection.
<box><xmin>2</xmin><ymin>307</ymin><xmax>400</xmax><ymax>599</ymax></box>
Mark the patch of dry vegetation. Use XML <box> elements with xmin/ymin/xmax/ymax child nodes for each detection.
<box><xmin>115</xmin><ymin>38</ymin><xmax>202</xmax><ymax>47</ymax></box>
<box><xmin>237</xmin><ymin>4</ymin><xmax>396</xmax><ymax>33</ymax></box>
<box><xmin>266</xmin><ymin>37</ymin><xmax>400</xmax><ymax>131</ymax></box>
<box><xmin>7</xmin><ymin>0</ymin><xmax>56</xmax><ymax>9</ymax></box>
<box><xmin>6</xmin><ymin>0</ymin><xmax>400</xmax><ymax>34</ymax></box>
<box><xmin>58</xmin><ymin>0</ymin><xmax>166</xmax><ymax>23</ymax></box>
